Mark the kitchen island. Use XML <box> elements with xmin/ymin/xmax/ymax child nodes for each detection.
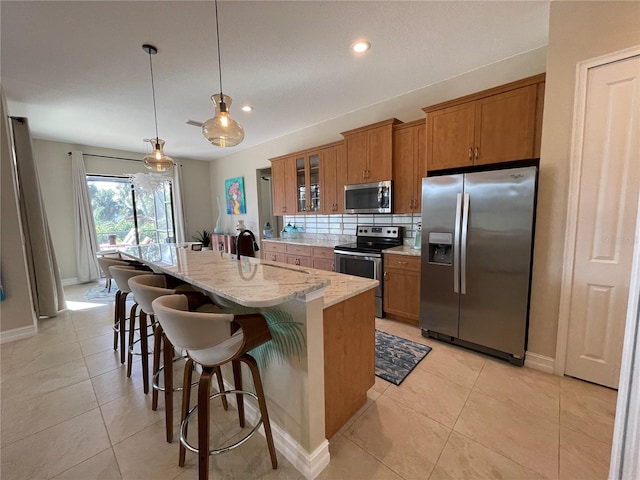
<box><xmin>119</xmin><ymin>244</ymin><xmax>377</xmax><ymax>479</ymax></box>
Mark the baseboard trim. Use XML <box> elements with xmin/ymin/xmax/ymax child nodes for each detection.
<box><xmin>0</xmin><ymin>324</ymin><xmax>37</xmax><ymax>344</ymax></box>
<box><xmin>525</xmin><ymin>351</ymin><xmax>555</xmax><ymax>374</ymax></box>
<box><xmin>221</xmin><ymin>380</ymin><xmax>330</xmax><ymax>479</ymax></box>
<box><xmin>62</xmin><ymin>277</ymin><xmax>80</xmax><ymax>286</ymax></box>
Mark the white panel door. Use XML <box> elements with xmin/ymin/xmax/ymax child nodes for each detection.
<box><xmin>565</xmin><ymin>55</ymin><xmax>640</xmax><ymax>388</ymax></box>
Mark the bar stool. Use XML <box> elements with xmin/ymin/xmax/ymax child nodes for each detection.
<box><xmin>127</xmin><ymin>274</ymin><xmax>226</xmax><ymax>442</ymax></box>
<box><xmin>152</xmin><ymin>294</ymin><xmax>277</xmax><ymax>480</ymax></box>
<box><xmin>109</xmin><ymin>265</ymin><xmax>150</xmax><ymax>364</ymax></box>
<box><xmin>97</xmin><ymin>256</ymin><xmax>129</xmax><ymax>293</ymax></box>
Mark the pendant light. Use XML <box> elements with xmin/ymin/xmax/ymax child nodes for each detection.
<box><xmin>142</xmin><ymin>44</ymin><xmax>174</xmax><ymax>172</ymax></box>
<box><xmin>201</xmin><ymin>0</ymin><xmax>245</xmax><ymax>148</ymax></box>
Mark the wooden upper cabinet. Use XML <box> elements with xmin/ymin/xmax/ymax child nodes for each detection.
<box><xmin>474</xmin><ymin>85</ymin><xmax>537</xmax><ymax>165</ymax></box>
<box><xmin>295</xmin><ymin>152</ymin><xmax>321</xmax><ymax>214</ymax></box>
<box><xmin>426</xmin><ymin>103</ymin><xmax>475</xmax><ymax>171</ymax></box>
<box><xmin>392</xmin><ymin>119</ymin><xmax>426</xmax><ymax>213</ymax></box>
<box><xmin>423</xmin><ymin>74</ymin><xmax>545</xmax><ymax>172</ymax></box>
<box><xmin>342</xmin><ymin>118</ymin><xmax>401</xmax><ymax>184</ymax></box>
<box><xmin>269</xmin><ymin>156</ymin><xmax>296</xmax><ymax>216</ymax></box>
<box><xmin>319</xmin><ymin>141</ymin><xmax>345</xmax><ymax>214</ymax></box>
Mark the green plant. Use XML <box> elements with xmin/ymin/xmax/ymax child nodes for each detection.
<box><xmin>192</xmin><ymin>229</ymin><xmax>211</xmax><ymax>247</ymax></box>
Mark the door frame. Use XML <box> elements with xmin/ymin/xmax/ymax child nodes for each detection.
<box><xmin>555</xmin><ymin>44</ymin><xmax>640</xmax><ymax>375</ymax></box>
<box><xmin>553</xmin><ymin>44</ymin><xmax>640</xmax><ymax>480</ymax></box>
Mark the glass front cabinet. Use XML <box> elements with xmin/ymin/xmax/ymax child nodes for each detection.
<box><xmin>296</xmin><ymin>152</ymin><xmax>321</xmax><ymax>213</ymax></box>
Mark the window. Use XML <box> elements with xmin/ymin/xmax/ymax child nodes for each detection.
<box><xmin>87</xmin><ymin>175</ymin><xmax>175</xmax><ymax>250</ymax></box>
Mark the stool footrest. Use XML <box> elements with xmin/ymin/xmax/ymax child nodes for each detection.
<box><xmin>179</xmin><ymin>390</ymin><xmax>262</xmax><ymax>455</ymax></box>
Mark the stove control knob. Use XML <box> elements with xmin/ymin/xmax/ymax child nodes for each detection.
<box><xmin>386</xmin><ymin>230</ymin><xmax>391</xmax><ymax>234</ymax></box>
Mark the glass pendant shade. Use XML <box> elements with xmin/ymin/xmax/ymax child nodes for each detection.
<box><xmin>202</xmin><ymin>94</ymin><xmax>245</xmax><ymax>147</ymax></box>
<box><xmin>143</xmin><ymin>138</ymin><xmax>174</xmax><ymax>172</ymax></box>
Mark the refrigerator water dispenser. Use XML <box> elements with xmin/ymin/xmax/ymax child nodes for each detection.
<box><xmin>428</xmin><ymin>232</ymin><xmax>453</xmax><ymax>265</ymax></box>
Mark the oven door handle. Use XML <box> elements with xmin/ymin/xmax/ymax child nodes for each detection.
<box><xmin>333</xmin><ymin>250</ymin><xmax>382</xmax><ymax>259</ymax></box>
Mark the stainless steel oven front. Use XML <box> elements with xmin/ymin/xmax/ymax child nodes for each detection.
<box><xmin>334</xmin><ymin>249</ymin><xmax>383</xmax><ymax>317</ymax></box>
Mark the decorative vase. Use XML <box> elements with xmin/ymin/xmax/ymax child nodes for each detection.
<box><xmin>236</xmin><ymin>220</ymin><xmax>246</xmax><ymax>232</ymax></box>
<box><xmin>213</xmin><ymin>196</ymin><xmax>224</xmax><ymax>234</ymax></box>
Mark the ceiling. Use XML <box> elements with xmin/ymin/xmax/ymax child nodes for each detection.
<box><xmin>1</xmin><ymin>1</ymin><xmax>549</xmax><ymax>162</ymax></box>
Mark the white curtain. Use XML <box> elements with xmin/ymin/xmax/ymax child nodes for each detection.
<box><xmin>172</xmin><ymin>163</ymin><xmax>186</xmax><ymax>243</ymax></box>
<box><xmin>71</xmin><ymin>151</ymin><xmax>100</xmax><ymax>282</ymax></box>
<box><xmin>10</xmin><ymin>117</ymin><xmax>66</xmax><ymax>316</ymax></box>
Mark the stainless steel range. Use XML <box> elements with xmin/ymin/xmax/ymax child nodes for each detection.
<box><xmin>334</xmin><ymin>225</ymin><xmax>403</xmax><ymax>318</ymax></box>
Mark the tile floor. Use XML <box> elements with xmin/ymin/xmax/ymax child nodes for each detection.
<box><xmin>0</xmin><ymin>283</ymin><xmax>617</xmax><ymax>479</ymax></box>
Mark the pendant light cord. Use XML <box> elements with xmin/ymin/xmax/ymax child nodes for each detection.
<box><xmin>214</xmin><ymin>0</ymin><xmax>224</xmax><ymax>99</ymax></box>
<box><xmin>147</xmin><ymin>51</ymin><xmax>160</xmax><ymax>146</ymax></box>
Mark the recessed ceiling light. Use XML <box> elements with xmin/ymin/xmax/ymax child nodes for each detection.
<box><xmin>351</xmin><ymin>41</ymin><xmax>371</xmax><ymax>53</ymax></box>
<box><xmin>241</xmin><ymin>105</ymin><xmax>253</xmax><ymax>112</ymax></box>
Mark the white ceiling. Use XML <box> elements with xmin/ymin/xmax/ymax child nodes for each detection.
<box><xmin>1</xmin><ymin>1</ymin><xmax>550</xmax><ymax>161</ymax></box>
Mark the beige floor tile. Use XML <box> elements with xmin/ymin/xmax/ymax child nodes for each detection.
<box><xmin>0</xmin><ymin>408</ymin><xmax>111</xmax><ymax>480</ymax></box>
<box><xmin>560</xmin><ymin>376</ymin><xmax>617</xmax><ymax>444</ymax></box>
<box><xmin>454</xmin><ymin>391</ymin><xmax>559</xmax><ymax>480</ymax></box>
<box><xmin>559</xmin><ymin>426</ymin><xmax>611</xmax><ymax>480</ymax></box>
<box><xmin>0</xmin><ymin>357</ymin><xmax>89</xmax><ymax>401</ymax></box>
<box><xmin>430</xmin><ymin>431</ymin><xmax>546</xmax><ymax>480</ymax></box>
<box><xmin>315</xmin><ymin>435</ymin><xmax>404</xmax><ymax>480</ymax></box>
<box><xmin>346</xmin><ymin>395</ymin><xmax>450</xmax><ymax>479</ymax></box>
<box><xmin>175</xmin><ymin>429</ymin><xmax>302</xmax><ymax>480</ymax></box>
<box><xmin>75</xmin><ymin>321</ymin><xmax>117</xmax><ymax>341</ymax></box>
<box><xmin>384</xmin><ymin>367</ymin><xmax>471</xmax><ymax>428</ymax></box>
<box><xmin>113</xmin><ymin>417</ymin><xmax>225</xmax><ymax>480</ymax></box>
<box><xmin>474</xmin><ymin>359</ymin><xmax>560</xmax><ymax>422</ymax></box>
<box><xmin>84</xmin><ymin>348</ymin><xmax>126</xmax><ymax>378</ymax></box>
<box><xmin>91</xmin><ymin>360</ymin><xmax>146</xmax><ymax>405</ymax></box>
<box><xmin>1</xmin><ymin>379</ymin><xmax>98</xmax><ymax>447</ymax></box>
<box><xmin>0</xmin><ymin>336</ymin><xmax>83</xmax><ymax>382</ymax></box>
<box><xmin>51</xmin><ymin>448</ymin><xmax>122</xmax><ymax>480</ymax></box>
<box><xmin>101</xmin><ymin>389</ymin><xmax>165</xmax><ymax>444</ymax></box>
<box><xmin>418</xmin><ymin>342</ymin><xmax>486</xmax><ymax>388</ymax></box>
<box><xmin>80</xmin><ymin>332</ymin><xmax>117</xmax><ymax>357</ymax></box>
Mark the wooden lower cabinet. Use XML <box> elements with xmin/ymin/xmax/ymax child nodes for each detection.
<box><xmin>383</xmin><ymin>253</ymin><xmax>420</xmax><ymax>324</ymax></box>
<box><xmin>324</xmin><ymin>289</ymin><xmax>375</xmax><ymax>438</ymax></box>
<box><xmin>262</xmin><ymin>241</ymin><xmax>335</xmax><ymax>272</ymax></box>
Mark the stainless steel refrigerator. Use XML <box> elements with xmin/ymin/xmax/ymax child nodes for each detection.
<box><xmin>420</xmin><ymin>165</ymin><xmax>537</xmax><ymax>365</ymax></box>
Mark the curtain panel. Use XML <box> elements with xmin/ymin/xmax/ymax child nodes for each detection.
<box><xmin>10</xmin><ymin>117</ymin><xmax>65</xmax><ymax>317</ymax></box>
<box><xmin>71</xmin><ymin>151</ymin><xmax>101</xmax><ymax>282</ymax></box>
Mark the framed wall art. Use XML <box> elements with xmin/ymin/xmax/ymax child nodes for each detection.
<box><xmin>225</xmin><ymin>176</ymin><xmax>246</xmax><ymax>214</ymax></box>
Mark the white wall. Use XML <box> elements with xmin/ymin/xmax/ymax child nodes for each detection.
<box><xmin>0</xmin><ymin>88</ymin><xmax>37</xmax><ymax>335</ymax></box>
<box><xmin>209</xmin><ymin>47</ymin><xmax>547</xmax><ymax>237</ymax></box>
<box><xmin>31</xmin><ymin>139</ymin><xmax>213</xmax><ymax>282</ymax></box>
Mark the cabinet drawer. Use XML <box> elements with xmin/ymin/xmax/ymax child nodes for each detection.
<box><xmin>384</xmin><ymin>254</ymin><xmax>420</xmax><ymax>272</ymax></box>
<box><xmin>264</xmin><ymin>252</ymin><xmax>286</xmax><ymax>263</ymax></box>
<box><xmin>286</xmin><ymin>255</ymin><xmax>313</xmax><ymax>268</ymax></box>
<box><xmin>313</xmin><ymin>247</ymin><xmax>334</xmax><ymax>259</ymax></box>
<box><xmin>263</xmin><ymin>242</ymin><xmax>287</xmax><ymax>253</ymax></box>
<box><xmin>313</xmin><ymin>258</ymin><xmax>334</xmax><ymax>272</ymax></box>
<box><xmin>286</xmin><ymin>244</ymin><xmax>312</xmax><ymax>257</ymax></box>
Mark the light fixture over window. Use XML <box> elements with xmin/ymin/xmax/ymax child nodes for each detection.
<box><xmin>142</xmin><ymin>44</ymin><xmax>174</xmax><ymax>172</ymax></box>
<box><xmin>201</xmin><ymin>0</ymin><xmax>245</xmax><ymax>148</ymax></box>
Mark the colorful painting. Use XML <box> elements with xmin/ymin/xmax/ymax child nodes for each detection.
<box><xmin>225</xmin><ymin>176</ymin><xmax>246</xmax><ymax>214</ymax></box>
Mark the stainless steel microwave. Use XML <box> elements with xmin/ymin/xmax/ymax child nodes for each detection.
<box><xmin>344</xmin><ymin>181</ymin><xmax>392</xmax><ymax>214</ymax></box>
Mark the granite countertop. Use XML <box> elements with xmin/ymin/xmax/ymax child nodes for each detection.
<box><xmin>119</xmin><ymin>244</ymin><xmax>377</xmax><ymax>309</ymax></box>
<box><xmin>120</xmin><ymin>244</ymin><xmax>330</xmax><ymax>308</ymax></box>
<box><xmin>262</xmin><ymin>238</ymin><xmax>341</xmax><ymax>249</ymax></box>
<box><xmin>302</xmin><ymin>269</ymin><xmax>378</xmax><ymax>308</ymax></box>
<box><xmin>383</xmin><ymin>245</ymin><xmax>422</xmax><ymax>257</ymax></box>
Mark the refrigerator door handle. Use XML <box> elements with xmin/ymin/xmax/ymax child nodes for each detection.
<box><xmin>461</xmin><ymin>193</ymin><xmax>470</xmax><ymax>294</ymax></box>
<box><xmin>453</xmin><ymin>193</ymin><xmax>462</xmax><ymax>293</ymax></box>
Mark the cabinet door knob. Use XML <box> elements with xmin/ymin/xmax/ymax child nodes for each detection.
<box><xmin>468</xmin><ymin>147</ymin><xmax>473</xmax><ymax>161</ymax></box>
<box><xmin>384</xmin><ymin>271</ymin><xmax>388</xmax><ymax>280</ymax></box>
<box><xmin>474</xmin><ymin>147</ymin><xmax>479</xmax><ymax>161</ymax></box>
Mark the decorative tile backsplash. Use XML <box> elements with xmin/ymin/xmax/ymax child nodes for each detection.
<box><xmin>282</xmin><ymin>213</ymin><xmax>421</xmax><ymax>245</ymax></box>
